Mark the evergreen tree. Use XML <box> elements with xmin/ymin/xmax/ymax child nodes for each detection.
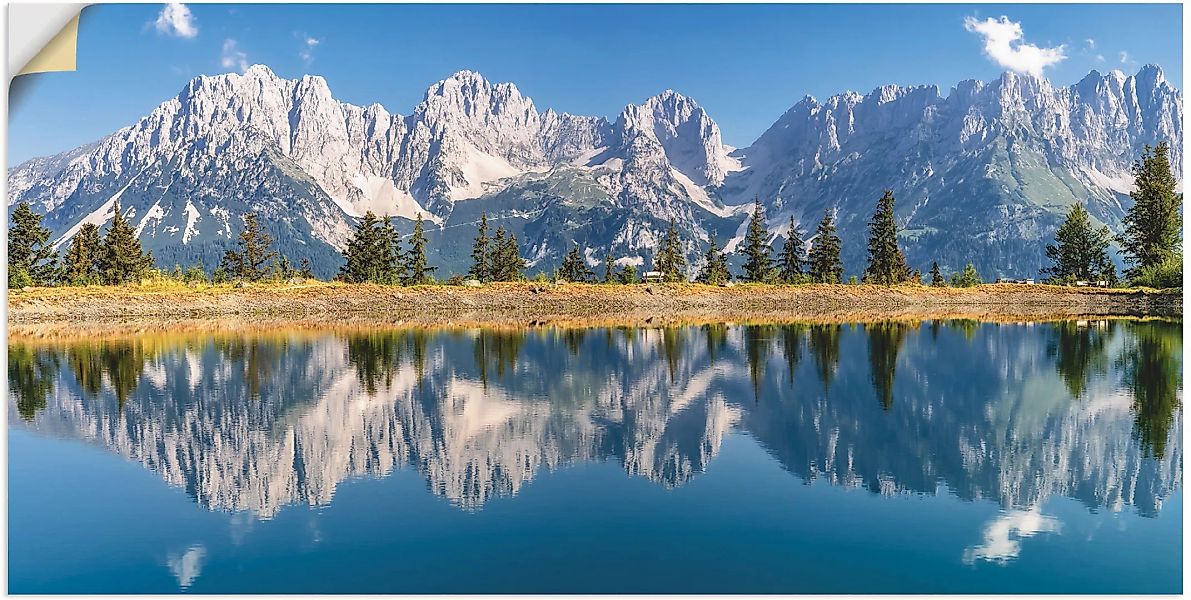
<box><xmin>653</xmin><ymin>218</ymin><xmax>687</xmax><ymax>282</ymax></box>
<box><xmin>218</xmin><ymin>249</ymin><xmax>241</xmax><ymax>281</ymax></box>
<box><xmin>741</xmin><ymin>199</ymin><xmax>773</xmax><ymax>282</ymax></box>
<box><xmin>951</xmin><ymin>263</ymin><xmax>982</xmax><ymax>287</ymax></box>
<box><xmin>1120</xmin><ymin>142</ymin><xmax>1182</xmax><ymax>279</ymax></box>
<box><xmin>8</xmin><ymin>202</ymin><xmax>58</xmax><ymax>286</ymax></box>
<box><xmin>929</xmin><ymin>261</ymin><xmax>945</xmax><ymax>287</ymax></box>
<box><xmin>299</xmin><ymin>258</ymin><xmax>314</xmax><ymax>279</ymax></box>
<box><xmin>274</xmin><ymin>254</ymin><xmax>296</xmax><ymax>280</ymax></box>
<box><xmin>99</xmin><ymin>200</ymin><xmax>154</xmax><ymax>285</ymax></box>
<box><xmin>619</xmin><ymin>263</ymin><xmax>638</xmax><ymax>284</ymax></box>
<box><xmin>402</xmin><ymin>213</ymin><xmax>435</xmax><ymax>285</ymax></box>
<box><xmin>63</xmin><ymin>223</ymin><xmax>102</xmax><ymax>285</ymax></box>
<box><xmin>469</xmin><ymin>213</ymin><xmax>491</xmax><ymax>282</ymax></box>
<box><xmin>559</xmin><ymin>244</ymin><xmax>594</xmax><ymax>282</ymax></box>
<box><xmin>696</xmin><ymin>235</ymin><xmax>731</xmax><ymax>284</ymax></box>
<box><xmin>1042</xmin><ymin>203</ymin><xmax>1114</xmax><ymax>283</ymax></box>
<box><xmin>339</xmin><ymin>212</ymin><xmax>383</xmax><ymax>283</ymax></box>
<box><xmin>378</xmin><ymin>216</ymin><xmax>403</xmax><ymax>284</ymax></box>
<box><xmin>491</xmin><ymin>226</ymin><xmax>508</xmax><ymax>281</ymax></box>
<box><xmin>864</xmin><ymin>190</ymin><xmax>909</xmax><ymax>285</ymax></box>
<box><xmin>220</xmin><ymin>211</ymin><xmax>276</xmax><ymax>282</ymax></box>
<box><xmin>602</xmin><ymin>253</ymin><xmax>617</xmax><ymax>284</ymax></box>
<box><xmin>808</xmin><ymin>209</ymin><xmax>843</xmax><ymax>284</ymax></box>
<box><xmin>497</xmin><ymin>231</ymin><xmax>526</xmax><ymax>281</ymax></box>
<box><xmin>777</xmin><ymin>215</ymin><xmax>806</xmax><ymax>283</ymax></box>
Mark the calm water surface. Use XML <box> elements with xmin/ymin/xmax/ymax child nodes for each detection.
<box><xmin>8</xmin><ymin>319</ymin><xmax>1182</xmax><ymax>593</ymax></box>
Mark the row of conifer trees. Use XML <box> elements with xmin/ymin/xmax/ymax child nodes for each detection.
<box><xmin>539</xmin><ymin>141</ymin><xmax>1178</xmax><ymax>288</ymax></box>
<box><xmin>9</xmin><ymin>200</ymin><xmax>155</xmax><ymax>288</ymax></box>
<box><xmin>9</xmin><ymin>144</ymin><xmax>1178</xmax><ymax>289</ymax></box>
<box><xmin>7</xmin><ymin>201</ymin><xmax>314</xmax><ymax>288</ymax></box>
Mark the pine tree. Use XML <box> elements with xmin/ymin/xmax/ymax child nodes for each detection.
<box><xmin>929</xmin><ymin>261</ymin><xmax>945</xmax><ymax>287</ymax></box>
<box><xmin>1120</xmin><ymin>142</ymin><xmax>1182</xmax><ymax>279</ymax></box>
<box><xmin>808</xmin><ymin>209</ymin><xmax>843</xmax><ymax>284</ymax></box>
<box><xmin>696</xmin><ymin>235</ymin><xmax>731</xmax><ymax>284</ymax></box>
<box><xmin>63</xmin><ymin>223</ymin><xmax>103</xmax><ymax>285</ymax></box>
<box><xmin>275</xmin><ymin>254</ymin><xmax>295</xmax><ymax>280</ymax></box>
<box><xmin>777</xmin><ymin>215</ymin><xmax>806</xmax><ymax>283</ymax></box>
<box><xmin>741</xmin><ymin>199</ymin><xmax>773</xmax><ymax>282</ymax></box>
<box><xmin>602</xmin><ymin>253</ymin><xmax>616</xmax><ymax>283</ymax></box>
<box><xmin>653</xmin><ymin>218</ymin><xmax>687</xmax><ymax>282</ymax></box>
<box><xmin>402</xmin><ymin>213</ymin><xmax>435</xmax><ymax>285</ymax></box>
<box><xmin>220</xmin><ymin>211</ymin><xmax>276</xmax><ymax>282</ymax></box>
<box><xmin>378</xmin><ymin>216</ymin><xmax>403</xmax><ymax>284</ymax></box>
<box><xmin>491</xmin><ymin>226</ymin><xmax>508</xmax><ymax>281</ymax></box>
<box><xmin>339</xmin><ymin>212</ymin><xmax>402</xmax><ymax>284</ymax></box>
<box><xmin>951</xmin><ymin>263</ymin><xmax>982</xmax><ymax>287</ymax></box>
<box><xmin>469</xmin><ymin>213</ymin><xmax>491</xmax><ymax>282</ymax></box>
<box><xmin>864</xmin><ymin>190</ymin><xmax>909</xmax><ymax>285</ymax></box>
<box><xmin>299</xmin><ymin>258</ymin><xmax>315</xmax><ymax>279</ymax></box>
<box><xmin>495</xmin><ymin>231</ymin><xmax>527</xmax><ymax>281</ymax></box>
<box><xmin>559</xmin><ymin>244</ymin><xmax>594</xmax><ymax>282</ymax></box>
<box><xmin>619</xmin><ymin>263</ymin><xmax>638</xmax><ymax>284</ymax></box>
<box><xmin>339</xmin><ymin>212</ymin><xmax>382</xmax><ymax>283</ymax></box>
<box><xmin>1042</xmin><ymin>203</ymin><xmax>1114</xmax><ymax>284</ymax></box>
<box><xmin>8</xmin><ymin>202</ymin><xmax>58</xmax><ymax>286</ymax></box>
<box><xmin>99</xmin><ymin>200</ymin><xmax>154</xmax><ymax>285</ymax></box>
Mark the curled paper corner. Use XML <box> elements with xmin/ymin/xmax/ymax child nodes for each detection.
<box><xmin>19</xmin><ymin>14</ymin><xmax>79</xmax><ymax>76</ymax></box>
<box><xmin>9</xmin><ymin>3</ymin><xmax>86</xmax><ymax>78</ymax></box>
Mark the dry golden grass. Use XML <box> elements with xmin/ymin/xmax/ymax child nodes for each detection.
<box><xmin>6</xmin><ymin>280</ymin><xmax>1180</xmax><ymax>338</ymax></box>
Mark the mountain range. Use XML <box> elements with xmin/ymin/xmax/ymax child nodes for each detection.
<box><xmin>8</xmin><ymin>64</ymin><xmax>1182</xmax><ymax>279</ymax></box>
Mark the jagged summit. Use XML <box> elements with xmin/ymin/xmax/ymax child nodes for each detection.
<box><xmin>8</xmin><ymin>65</ymin><xmax>1182</xmax><ymax>278</ymax></box>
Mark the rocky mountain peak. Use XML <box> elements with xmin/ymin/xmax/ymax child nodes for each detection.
<box><xmin>616</xmin><ymin>90</ymin><xmax>735</xmax><ymax>186</ymax></box>
<box><xmin>7</xmin><ymin>65</ymin><xmax>1182</xmax><ymax>280</ymax></box>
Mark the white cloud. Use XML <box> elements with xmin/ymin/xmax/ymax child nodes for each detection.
<box><xmin>166</xmin><ymin>545</ymin><xmax>207</xmax><ymax>590</ymax></box>
<box><xmin>154</xmin><ymin>2</ymin><xmax>198</xmax><ymax>38</ymax></box>
<box><xmin>221</xmin><ymin>38</ymin><xmax>248</xmax><ymax>73</ymax></box>
<box><xmin>1119</xmin><ymin>51</ymin><xmax>1131</xmax><ymax>64</ymax></box>
<box><xmin>299</xmin><ymin>36</ymin><xmax>321</xmax><ymax>65</ymax></box>
<box><xmin>1096</xmin><ymin>54</ymin><xmax>1105</xmax><ymax>63</ymax></box>
<box><xmin>963</xmin><ymin>509</ymin><xmax>1060</xmax><ymax>564</ymax></box>
<box><xmin>1085</xmin><ymin>38</ymin><xmax>1096</xmax><ymax>50</ymax></box>
<box><xmin>963</xmin><ymin>16</ymin><xmax>1066</xmax><ymax>77</ymax></box>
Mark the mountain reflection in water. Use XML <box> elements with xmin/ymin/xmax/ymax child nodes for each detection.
<box><xmin>9</xmin><ymin>320</ymin><xmax>1182</xmax><ymax>527</ymax></box>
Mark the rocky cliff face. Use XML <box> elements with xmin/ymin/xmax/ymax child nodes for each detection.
<box><xmin>8</xmin><ymin>66</ymin><xmax>1181</xmax><ymax>277</ymax></box>
<box><xmin>726</xmin><ymin>66</ymin><xmax>1182</xmax><ymax>275</ymax></box>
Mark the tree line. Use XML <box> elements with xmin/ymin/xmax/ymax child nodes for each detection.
<box><xmin>8</xmin><ymin>201</ymin><xmax>312</xmax><ymax>288</ymax></box>
<box><xmin>1042</xmin><ymin>142</ymin><xmax>1181</xmax><ymax>288</ymax></box>
<box><xmin>9</xmin><ymin>143</ymin><xmax>1179</xmax><ymax>289</ymax></box>
<box><xmin>9</xmin><ymin>199</ymin><xmax>156</xmax><ymax>288</ymax></box>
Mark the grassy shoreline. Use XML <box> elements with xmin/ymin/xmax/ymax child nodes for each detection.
<box><xmin>7</xmin><ymin>280</ymin><xmax>1181</xmax><ymax>331</ymax></box>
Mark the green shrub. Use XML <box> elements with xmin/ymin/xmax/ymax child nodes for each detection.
<box><xmin>950</xmin><ymin>263</ymin><xmax>982</xmax><ymax>287</ymax></box>
<box><xmin>1130</xmin><ymin>255</ymin><xmax>1182</xmax><ymax>289</ymax></box>
<box><xmin>8</xmin><ymin>266</ymin><xmax>33</xmax><ymax>289</ymax></box>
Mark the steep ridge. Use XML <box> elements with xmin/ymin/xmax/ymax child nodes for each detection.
<box><xmin>8</xmin><ymin>66</ymin><xmax>1181</xmax><ymax>278</ymax></box>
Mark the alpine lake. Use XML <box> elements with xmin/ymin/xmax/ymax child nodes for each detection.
<box><xmin>8</xmin><ymin>318</ymin><xmax>1182</xmax><ymax>593</ymax></box>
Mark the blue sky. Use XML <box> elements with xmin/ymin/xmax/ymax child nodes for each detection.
<box><xmin>9</xmin><ymin>3</ymin><xmax>1183</xmax><ymax>164</ymax></box>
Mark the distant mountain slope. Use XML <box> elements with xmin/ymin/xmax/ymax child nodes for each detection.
<box><xmin>725</xmin><ymin>66</ymin><xmax>1182</xmax><ymax>276</ymax></box>
<box><xmin>8</xmin><ymin>65</ymin><xmax>1181</xmax><ymax>278</ymax></box>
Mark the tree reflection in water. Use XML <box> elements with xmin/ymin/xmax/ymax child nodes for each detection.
<box><xmin>8</xmin><ymin>319</ymin><xmax>1182</xmax><ymax>521</ymax></box>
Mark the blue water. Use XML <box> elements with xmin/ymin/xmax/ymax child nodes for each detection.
<box><xmin>8</xmin><ymin>319</ymin><xmax>1182</xmax><ymax>593</ymax></box>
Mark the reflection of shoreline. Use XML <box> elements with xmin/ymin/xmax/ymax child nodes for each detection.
<box><xmin>8</xmin><ymin>314</ymin><xmax>1182</xmax><ymax>345</ymax></box>
<box><xmin>9</xmin><ymin>321</ymin><xmax>1182</xmax><ymax>522</ymax></box>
